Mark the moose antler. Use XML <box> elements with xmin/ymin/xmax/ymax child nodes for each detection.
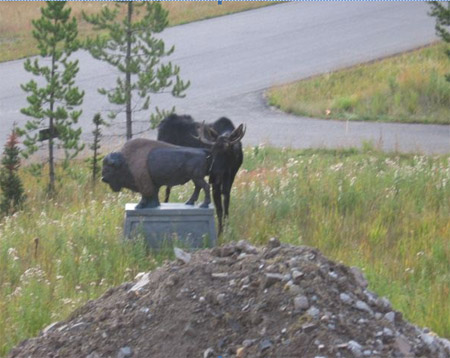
<box><xmin>229</xmin><ymin>124</ymin><xmax>246</xmax><ymax>145</ymax></box>
<box><xmin>193</xmin><ymin>121</ymin><xmax>215</xmax><ymax>145</ymax></box>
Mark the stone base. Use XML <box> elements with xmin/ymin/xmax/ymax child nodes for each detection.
<box><xmin>124</xmin><ymin>203</ymin><xmax>216</xmax><ymax>250</ymax></box>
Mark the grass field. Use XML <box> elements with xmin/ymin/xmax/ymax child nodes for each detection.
<box><xmin>0</xmin><ymin>146</ymin><xmax>449</xmax><ymax>355</ymax></box>
<box><xmin>0</xmin><ymin>1</ymin><xmax>275</xmax><ymax>63</ymax></box>
<box><xmin>267</xmin><ymin>43</ymin><xmax>450</xmax><ymax>125</ymax></box>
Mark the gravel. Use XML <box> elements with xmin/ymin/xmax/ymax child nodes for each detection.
<box><xmin>8</xmin><ymin>241</ymin><xmax>450</xmax><ymax>358</ymax></box>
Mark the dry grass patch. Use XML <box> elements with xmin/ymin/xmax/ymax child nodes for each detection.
<box><xmin>0</xmin><ymin>1</ymin><xmax>275</xmax><ymax>63</ymax></box>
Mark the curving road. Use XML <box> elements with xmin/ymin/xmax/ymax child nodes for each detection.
<box><xmin>0</xmin><ymin>2</ymin><xmax>448</xmax><ymax>154</ymax></box>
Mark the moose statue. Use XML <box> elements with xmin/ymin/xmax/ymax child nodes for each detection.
<box><xmin>157</xmin><ymin>114</ymin><xmax>245</xmax><ymax>233</ymax></box>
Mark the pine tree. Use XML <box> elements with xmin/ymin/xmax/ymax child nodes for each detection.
<box><xmin>83</xmin><ymin>1</ymin><xmax>190</xmax><ymax>140</ymax></box>
<box><xmin>90</xmin><ymin>113</ymin><xmax>106</xmax><ymax>185</ymax></box>
<box><xmin>429</xmin><ymin>1</ymin><xmax>450</xmax><ymax>81</ymax></box>
<box><xmin>0</xmin><ymin>128</ymin><xmax>26</xmax><ymax>216</ymax></box>
<box><xmin>19</xmin><ymin>1</ymin><xmax>84</xmax><ymax>192</ymax></box>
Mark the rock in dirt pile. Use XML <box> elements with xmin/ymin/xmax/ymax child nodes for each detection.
<box><xmin>9</xmin><ymin>240</ymin><xmax>450</xmax><ymax>358</ymax></box>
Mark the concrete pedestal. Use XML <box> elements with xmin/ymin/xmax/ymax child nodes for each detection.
<box><xmin>124</xmin><ymin>203</ymin><xmax>216</xmax><ymax>250</ymax></box>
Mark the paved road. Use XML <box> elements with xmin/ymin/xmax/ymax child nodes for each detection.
<box><xmin>1</xmin><ymin>2</ymin><xmax>448</xmax><ymax>154</ymax></box>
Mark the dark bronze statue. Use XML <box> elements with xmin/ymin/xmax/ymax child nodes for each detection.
<box><xmin>157</xmin><ymin>114</ymin><xmax>245</xmax><ymax>233</ymax></box>
<box><xmin>102</xmin><ymin>138</ymin><xmax>211</xmax><ymax>209</ymax></box>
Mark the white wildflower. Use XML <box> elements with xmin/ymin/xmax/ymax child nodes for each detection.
<box><xmin>330</xmin><ymin>163</ymin><xmax>344</xmax><ymax>172</ymax></box>
<box><xmin>7</xmin><ymin>248</ymin><xmax>19</xmax><ymax>261</ymax></box>
<box><xmin>61</xmin><ymin>298</ymin><xmax>73</xmax><ymax>305</ymax></box>
<box><xmin>20</xmin><ymin>266</ymin><xmax>46</xmax><ymax>283</ymax></box>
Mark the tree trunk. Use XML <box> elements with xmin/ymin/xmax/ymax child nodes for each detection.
<box><xmin>48</xmin><ymin>24</ymin><xmax>57</xmax><ymax>194</ymax></box>
<box><xmin>125</xmin><ymin>1</ymin><xmax>133</xmax><ymax>140</ymax></box>
<box><xmin>92</xmin><ymin>124</ymin><xmax>99</xmax><ymax>184</ymax></box>
<box><xmin>48</xmin><ymin>122</ymin><xmax>55</xmax><ymax>193</ymax></box>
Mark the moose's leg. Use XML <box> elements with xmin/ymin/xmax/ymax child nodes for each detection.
<box><xmin>186</xmin><ymin>181</ymin><xmax>201</xmax><ymax>206</ymax></box>
<box><xmin>212</xmin><ymin>183</ymin><xmax>223</xmax><ymax>234</ymax></box>
<box><xmin>223</xmin><ymin>174</ymin><xmax>233</xmax><ymax>219</ymax></box>
<box><xmin>164</xmin><ymin>186</ymin><xmax>172</xmax><ymax>203</ymax></box>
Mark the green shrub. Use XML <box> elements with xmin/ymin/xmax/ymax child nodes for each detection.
<box><xmin>0</xmin><ymin>129</ymin><xmax>25</xmax><ymax>216</ymax></box>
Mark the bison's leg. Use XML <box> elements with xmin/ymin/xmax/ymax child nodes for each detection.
<box><xmin>148</xmin><ymin>195</ymin><xmax>160</xmax><ymax>208</ymax></box>
<box><xmin>186</xmin><ymin>182</ymin><xmax>201</xmax><ymax>206</ymax></box>
<box><xmin>164</xmin><ymin>186</ymin><xmax>172</xmax><ymax>203</ymax></box>
<box><xmin>194</xmin><ymin>178</ymin><xmax>210</xmax><ymax>209</ymax></box>
<box><xmin>136</xmin><ymin>196</ymin><xmax>149</xmax><ymax>209</ymax></box>
<box><xmin>136</xmin><ymin>188</ymin><xmax>161</xmax><ymax>209</ymax></box>
<box><xmin>136</xmin><ymin>196</ymin><xmax>157</xmax><ymax>209</ymax></box>
<box><xmin>212</xmin><ymin>183</ymin><xmax>223</xmax><ymax>234</ymax></box>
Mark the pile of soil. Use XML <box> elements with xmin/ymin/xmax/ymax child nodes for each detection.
<box><xmin>9</xmin><ymin>240</ymin><xmax>450</xmax><ymax>358</ymax></box>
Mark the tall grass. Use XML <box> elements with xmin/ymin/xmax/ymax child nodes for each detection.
<box><xmin>231</xmin><ymin>146</ymin><xmax>449</xmax><ymax>336</ymax></box>
<box><xmin>0</xmin><ymin>2</ymin><xmax>275</xmax><ymax>63</ymax></box>
<box><xmin>0</xmin><ymin>167</ymin><xmax>154</xmax><ymax>354</ymax></box>
<box><xmin>0</xmin><ymin>147</ymin><xmax>449</xmax><ymax>355</ymax></box>
<box><xmin>267</xmin><ymin>43</ymin><xmax>450</xmax><ymax>124</ymax></box>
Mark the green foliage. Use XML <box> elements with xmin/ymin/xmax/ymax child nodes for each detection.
<box><xmin>83</xmin><ymin>1</ymin><xmax>190</xmax><ymax>139</ymax></box>
<box><xmin>19</xmin><ymin>1</ymin><xmax>84</xmax><ymax>192</ymax></box>
<box><xmin>0</xmin><ymin>129</ymin><xmax>25</xmax><ymax>216</ymax></box>
<box><xmin>89</xmin><ymin>113</ymin><xmax>107</xmax><ymax>184</ymax></box>
<box><xmin>332</xmin><ymin>96</ymin><xmax>357</xmax><ymax>112</ymax></box>
<box><xmin>429</xmin><ymin>1</ymin><xmax>450</xmax><ymax>81</ymax></box>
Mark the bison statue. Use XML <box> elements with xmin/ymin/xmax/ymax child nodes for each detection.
<box><xmin>102</xmin><ymin>138</ymin><xmax>211</xmax><ymax>209</ymax></box>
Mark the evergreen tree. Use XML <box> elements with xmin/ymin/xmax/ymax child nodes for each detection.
<box><xmin>90</xmin><ymin>113</ymin><xmax>106</xmax><ymax>185</ymax></box>
<box><xmin>83</xmin><ymin>1</ymin><xmax>190</xmax><ymax>140</ymax></box>
<box><xmin>429</xmin><ymin>1</ymin><xmax>450</xmax><ymax>81</ymax></box>
<box><xmin>0</xmin><ymin>128</ymin><xmax>26</xmax><ymax>216</ymax></box>
<box><xmin>19</xmin><ymin>1</ymin><xmax>84</xmax><ymax>192</ymax></box>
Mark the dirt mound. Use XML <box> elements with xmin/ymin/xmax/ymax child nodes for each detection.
<box><xmin>8</xmin><ymin>241</ymin><xmax>450</xmax><ymax>358</ymax></box>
